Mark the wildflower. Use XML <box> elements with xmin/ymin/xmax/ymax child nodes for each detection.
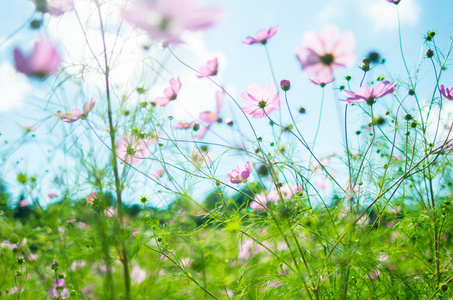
<box><xmin>190</xmin><ymin>149</ymin><xmax>212</xmax><ymax>168</ymax></box>
<box><xmin>278</xmin><ymin>183</ymin><xmax>302</xmax><ymax>200</ymax></box>
<box><xmin>243</xmin><ymin>26</ymin><xmax>278</xmax><ymax>45</ymax></box>
<box><xmin>386</xmin><ymin>0</ymin><xmax>401</xmax><ymax>4</ymax></box>
<box><xmin>227</xmin><ymin>162</ymin><xmax>253</xmax><ymax>184</ymax></box>
<box><xmin>86</xmin><ymin>192</ymin><xmax>97</xmax><ymax>205</ymax></box>
<box><xmin>121</xmin><ymin>0</ymin><xmax>221</xmax><ymax>44</ymax></box>
<box><xmin>115</xmin><ymin>133</ymin><xmax>153</xmax><ymax>164</ymax></box>
<box><xmin>341</xmin><ymin>81</ymin><xmax>396</xmax><ymax>105</ymax></box>
<box><xmin>195</xmin><ymin>90</ymin><xmax>224</xmax><ymax>139</ymax></box>
<box><xmin>309</xmin><ymin>76</ymin><xmax>335</xmax><ymax>87</ymax></box>
<box><xmin>53</xmin><ymin>278</ymin><xmax>66</xmax><ymax>288</ymax></box>
<box><xmin>131</xmin><ymin>266</ymin><xmax>147</xmax><ymax>284</ymax></box>
<box><xmin>368</xmin><ymin>270</ymin><xmax>380</xmax><ymax>280</ymax></box>
<box><xmin>14</xmin><ymin>39</ymin><xmax>60</xmax><ymax>77</ymax></box>
<box><xmin>55</xmin><ymin>98</ymin><xmax>96</xmax><ymax>123</ymax></box>
<box><xmin>180</xmin><ymin>258</ymin><xmax>193</xmax><ymax>267</ymax></box>
<box><xmin>33</xmin><ymin>0</ymin><xmax>74</xmax><ymax>16</ymax></box>
<box><xmin>240</xmin><ymin>83</ymin><xmax>281</xmax><ymax>118</ymax></box>
<box><xmin>20</xmin><ymin>124</ymin><xmax>36</xmax><ymax>132</ymax></box>
<box><xmin>296</xmin><ymin>25</ymin><xmax>356</xmax><ymax>83</ymax></box>
<box><xmin>153</xmin><ymin>77</ymin><xmax>181</xmax><ymax>107</ymax></box>
<box><xmin>440</xmin><ymin>85</ymin><xmax>453</xmax><ymax>100</ymax></box>
<box><xmin>48</xmin><ymin>192</ymin><xmax>56</xmax><ymax>198</ymax></box>
<box><xmin>176</xmin><ymin>121</ymin><xmax>197</xmax><ymax>129</ymax></box>
<box><xmin>153</xmin><ymin>169</ymin><xmax>164</xmax><ymax>179</ymax></box>
<box><xmin>197</xmin><ymin>57</ymin><xmax>218</xmax><ymax>78</ymax></box>
<box><xmin>250</xmin><ymin>193</ymin><xmax>270</xmax><ymax>210</ymax></box>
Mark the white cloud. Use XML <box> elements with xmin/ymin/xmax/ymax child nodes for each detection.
<box><xmin>361</xmin><ymin>0</ymin><xmax>421</xmax><ymax>31</ymax></box>
<box><xmin>0</xmin><ymin>62</ymin><xmax>31</xmax><ymax>112</ymax></box>
<box><xmin>318</xmin><ymin>0</ymin><xmax>421</xmax><ymax>31</ymax></box>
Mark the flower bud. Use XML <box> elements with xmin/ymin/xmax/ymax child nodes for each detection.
<box><xmin>280</xmin><ymin>80</ymin><xmax>291</xmax><ymax>91</ymax></box>
<box><xmin>51</xmin><ymin>260</ymin><xmax>59</xmax><ymax>271</ymax></box>
<box><xmin>361</xmin><ymin>58</ymin><xmax>371</xmax><ymax>71</ymax></box>
<box><xmin>426</xmin><ymin>49</ymin><xmax>434</xmax><ymax>58</ymax></box>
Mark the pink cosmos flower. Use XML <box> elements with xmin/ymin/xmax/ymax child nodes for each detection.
<box><xmin>19</xmin><ymin>200</ymin><xmax>29</xmax><ymax>207</ymax></box>
<box><xmin>196</xmin><ymin>91</ymin><xmax>224</xmax><ymax>139</ymax></box>
<box><xmin>55</xmin><ymin>98</ymin><xmax>96</xmax><ymax>123</ymax></box>
<box><xmin>341</xmin><ymin>81</ymin><xmax>396</xmax><ymax>105</ymax></box>
<box><xmin>244</xmin><ymin>26</ymin><xmax>278</xmax><ymax>45</ymax></box>
<box><xmin>53</xmin><ymin>278</ymin><xmax>66</xmax><ymax>288</ymax></box>
<box><xmin>240</xmin><ymin>83</ymin><xmax>281</xmax><ymax>118</ymax></box>
<box><xmin>14</xmin><ymin>39</ymin><xmax>61</xmax><ymax>77</ymax></box>
<box><xmin>368</xmin><ymin>270</ymin><xmax>380</xmax><ymax>280</ymax></box>
<box><xmin>197</xmin><ymin>57</ymin><xmax>218</xmax><ymax>78</ymax></box>
<box><xmin>115</xmin><ymin>133</ymin><xmax>153</xmax><ymax>164</ymax></box>
<box><xmin>310</xmin><ymin>77</ymin><xmax>335</xmax><ymax>87</ymax></box>
<box><xmin>153</xmin><ymin>169</ymin><xmax>164</xmax><ymax>179</ymax></box>
<box><xmin>153</xmin><ymin>77</ymin><xmax>181</xmax><ymax>107</ymax></box>
<box><xmin>176</xmin><ymin>121</ymin><xmax>197</xmax><ymax>130</ymax></box>
<box><xmin>20</xmin><ymin>124</ymin><xmax>36</xmax><ymax>132</ymax></box>
<box><xmin>440</xmin><ymin>85</ymin><xmax>453</xmax><ymax>100</ymax></box>
<box><xmin>296</xmin><ymin>25</ymin><xmax>356</xmax><ymax>83</ymax></box>
<box><xmin>121</xmin><ymin>0</ymin><xmax>221</xmax><ymax>44</ymax></box>
<box><xmin>34</xmin><ymin>0</ymin><xmax>74</xmax><ymax>16</ymax></box>
<box><xmin>180</xmin><ymin>258</ymin><xmax>193</xmax><ymax>267</ymax></box>
<box><xmin>250</xmin><ymin>193</ymin><xmax>270</xmax><ymax>210</ymax></box>
<box><xmin>131</xmin><ymin>266</ymin><xmax>147</xmax><ymax>284</ymax></box>
<box><xmin>86</xmin><ymin>192</ymin><xmax>97</xmax><ymax>205</ymax></box>
<box><xmin>227</xmin><ymin>161</ymin><xmax>253</xmax><ymax>184</ymax></box>
<box><xmin>190</xmin><ymin>149</ymin><xmax>212</xmax><ymax>168</ymax></box>
<box><xmin>279</xmin><ymin>183</ymin><xmax>302</xmax><ymax>200</ymax></box>
<box><xmin>48</xmin><ymin>192</ymin><xmax>56</xmax><ymax>198</ymax></box>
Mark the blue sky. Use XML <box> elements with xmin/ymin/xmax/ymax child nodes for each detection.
<box><xmin>1</xmin><ymin>0</ymin><xmax>453</xmax><ymax>207</ymax></box>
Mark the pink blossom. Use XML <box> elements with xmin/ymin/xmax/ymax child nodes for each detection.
<box><xmin>55</xmin><ymin>98</ymin><xmax>96</xmax><ymax>123</ymax></box>
<box><xmin>180</xmin><ymin>258</ymin><xmax>193</xmax><ymax>267</ymax></box>
<box><xmin>131</xmin><ymin>265</ymin><xmax>147</xmax><ymax>284</ymax></box>
<box><xmin>48</xmin><ymin>192</ymin><xmax>56</xmax><ymax>198</ymax></box>
<box><xmin>440</xmin><ymin>85</ymin><xmax>453</xmax><ymax>100</ymax></box>
<box><xmin>115</xmin><ymin>133</ymin><xmax>153</xmax><ymax>164</ymax></box>
<box><xmin>86</xmin><ymin>192</ymin><xmax>97</xmax><ymax>205</ymax></box>
<box><xmin>196</xmin><ymin>91</ymin><xmax>224</xmax><ymax>139</ymax></box>
<box><xmin>70</xmin><ymin>260</ymin><xmax>86</xmax><ymax>271</ymax></box>
<box><xmin>14</xmin><ymin>39</ymin><xmax>60</xmax><ymax>77</ymax></box>
<box><xmin>20</xmin><ymin>124</ymin><xmax>36</xmax><ymax>132</ymax></box>
<box><xmin>244</xmin><ymin>26</ymin><xmax>278</xmax><ymax>45</ymax></box>
<box><xmin>176</xmin><ymin>121</ymin><xmax>197</xmax><ymax>130</ymax></box>
<box><xmin>197</xmin><ymin>57</ymin><xmax>218</xmax><ymax>78</ymax></box>
<box><xmin>296</xmin><ymin>25</ymin><xmax>356</xmax><ymax>83</ymax></box>
<box><xmin>49</xmin><ymin>288</ymin><xmax>69</xmax><ymax>299</ymax></box>
<box><xmin>121</xmin><ymin>0</ymin><xmax>221</xmax><ymax>44</ymax></box>
<box><xmin>34</xmin><ymin>0</ymin><xmax>74</xmax><ymax>16</ymax></box>
<box><xmin>240</xmin><ymin>83</ymin><xmax>281</xmax><ymax>118</ymax></box>
<box><xmin>279</xmin><ymin>183</ymin><xmax>302</xmax><ymax>200</ymax></box>
<box><xmin>342</xmin><ymin>81</ymin><xmax>396</xmax><ymax>105</ymax></box>
<box><xmin>19</xmin><ymin>200</ymin><xmax>29</xmax><ymax>207</ymax></box>
<box><xmin>53</xmin><ymin>278</ymin><xmax>66</xmax><ymax>288</ymax></box>
<box><xmin>368</xmin><ymin>270</ymin><xmax>380</xmax><ymax>280</ymax></box>
<box><xmin>309</xmin><ymin>76</ymin><xmax>335</xmax><ymax>87</ymax></box>
<box><xmin>28</xmin><ymin>253</ymin><xmax>38</xmax><ymax>261</ymax></box>
<box><xmin>227</xmin><ymin>162</ymin><xmax>253</xmax><ymax>184</ymax></box>
<box><xmin>190</xmin><ymin>149</ymin><xmax>212</xmax><ymax>168</ymax></box>
<box><xmin>250</xmin><ymin>193</ymin><xmax>270</xmax><ymax>210</ymax></box>
<box><xmin>386</xmin><ymin>0</ymin><xmax>401</xmax><ymax>4</ymax></box>
<box><xmin>153</xmin><ymin>77</ymin><xmax>181</xmax><ymax>107</ymax></box>
<box><xmin>153</xmin><ymin>169</ymin><xmax>164</xmax><ymax>179</ymax></box>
